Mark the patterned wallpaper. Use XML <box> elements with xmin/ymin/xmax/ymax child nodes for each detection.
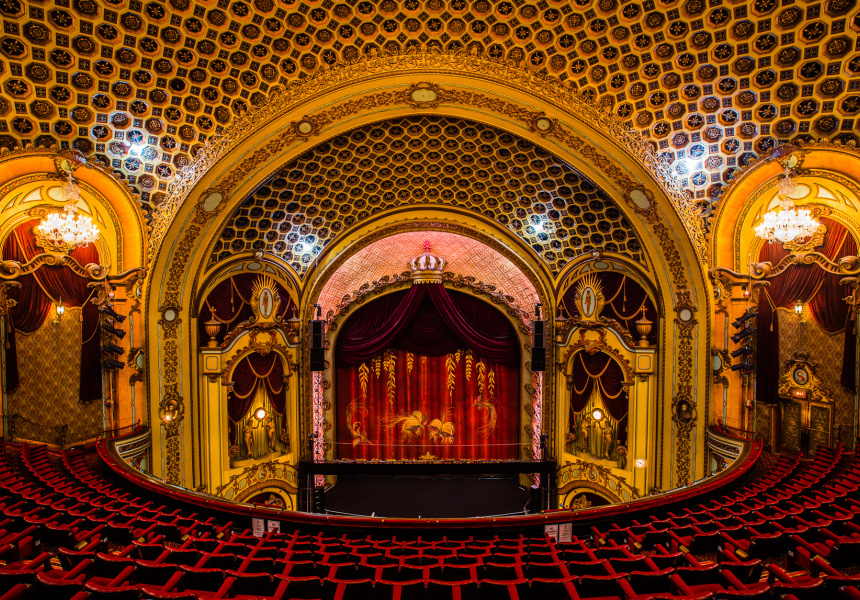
<box><xmin>7</xmin><ymin>309</ymin><xmax>103</xmax><ymax>446</ymax></box>
<box><xmin>778</xmin><ymin>309</ymin><xmax>855</xmax><ymax>447</ymax></box>
<box><xmin>317</xmin><ymin>231</ymin><xmax>540</xmax><ymax>320</ymax></box>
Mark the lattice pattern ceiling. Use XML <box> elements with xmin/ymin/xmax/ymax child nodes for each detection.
<box><xmin>0</xmin><ymin>0</ymin><xmax>857</xmax><ymax>221</ymax></box>
<box><xmin>211</xmin><ymin>115</ymin><xmax>644</xmax><ymax>276</ymax></box>
<box><xmin>316</xmin><ymin>230</ymin><xmax>540</xmax><ymax>320</ymax></box>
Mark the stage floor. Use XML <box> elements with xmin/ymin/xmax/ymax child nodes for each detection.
<box><xmin>324</xmin><ymin>475</ymin><xmax>531</xmax><ymax>519</ymax></box>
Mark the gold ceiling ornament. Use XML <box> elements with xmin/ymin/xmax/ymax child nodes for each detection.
<box><xmin>208</xmin><ymin>116</ymin><xmax>647</xmax><ymax>278</ymax></box>
<box><xmin>34</xmin><ymin>175</ymin><xmax>99</xmax><ymax>254</ymax></box>
<box><xmin>153</xmin><ymin>61</ymin><xmax>700</xmax><ymax>262</ymax></box>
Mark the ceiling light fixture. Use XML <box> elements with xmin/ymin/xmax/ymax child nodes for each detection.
<box><xmin>754</xmin><ymin>166</ymin><xmax>819</xmax><ymax>245</ymax></box>
<box><xmin>36</xmin><ymin>175</ymin><xmax>99</xmax><ymax>253</ymax></box>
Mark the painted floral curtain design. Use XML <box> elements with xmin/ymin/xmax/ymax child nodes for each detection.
<box><xmin>335</xmin><ymin>286</ymin><xmax>521</xmax><ymax>461</ymax></box>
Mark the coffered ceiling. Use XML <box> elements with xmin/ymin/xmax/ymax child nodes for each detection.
<box><xmin>1</xmin><ymin>0</ymin><xmax>857</xmax><ymax>223</ymax></box>
<box><xmin>211</xmin><ymin>115</ymin><xmax>644</xmax><ymax>277</ymax></box>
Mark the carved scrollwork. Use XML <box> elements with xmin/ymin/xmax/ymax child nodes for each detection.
<box><xmin>0</xmin><ymin>281</ymin><xmax>20</xmax><ymax>315</ymax></box>
<box><xmin>776</xmin><ymin>351</ymin><xmax>833</xmax><ymax>404</ymax></box>
<box><xmin>214</xmin><ymin>458</ymin><xmax>299</xmax><ymax>500</ymax></box>
<box><xmin>673</xmin><ymin>291</ymin><xmax>697</xmax><ymax>485</ymax></box>
<box><xmin>750</xmin><ymin>251</ymin><xmax>860</xmax><ymax>280</ymax></box>
<box><xmin>557</xmin><ymin>458</ymin><xmax>641</xmax><ymax>501</ymax></box>
<box><xmin>219</xmin><ymin>333</ymin><xmax>296</xmax><ymax>388</ymax></box>
<box><xmin>0</xmin><ymin>253</ymin><xmax>107</xmax><ymax>281</ymax></box>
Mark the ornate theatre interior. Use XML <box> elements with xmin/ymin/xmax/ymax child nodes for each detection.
<box><xmin>0</xmin><ymin>0</ymin><xmax>858</xmax><ymax>518</ymax></box>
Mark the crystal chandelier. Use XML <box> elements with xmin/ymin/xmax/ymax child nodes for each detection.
<box><xmin>754</xmin><ymin>167</ymin><xmax>820</xmax><ymax>245</ymax></box>
<box><xmin>35</xmin><ymin>176</ymin><xmax>99</xmax><ymax>253</ymax></box>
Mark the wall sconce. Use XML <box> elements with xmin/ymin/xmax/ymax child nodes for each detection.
<box><xmin>160</xmin><ymin>398</ymin><xmax>180</xmax><ymax>423</ymax></box>
<box><xmin>794</xmin><ymin>300</ymin><xmax>805</xmax><ymax>324</ymax></box>
<box><xmin>592</xmin><ymin>408</ymin><xmax>604</xmax><ymax>422</ymax></box>
<box><xmin>53</xmin><ymin>299</ymin><xmax>65</xmax><ymax>326</ymax></box>
<box><xmin>255</xmin><ymin>407</ymin><xmax>267</xmax><ymax>421</ymax></box>
<box><xmin>742</xmin><ymin>285</ymin><xmax>750</xmax><ymax>298</ymax></box>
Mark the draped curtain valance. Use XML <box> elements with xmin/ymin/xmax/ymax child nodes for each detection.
<box><xmin>568</xmin><ymin>351</ymin><xmax>628</xmax><ymax>420</ymax></box>
<box><xmin>2</xmin><ymin>219</ymin><xmax>101</xmax><ymax>403</ymax></box>
<box><xmin>335</xmin><ymin>284</ymin><xmax>520</xmax><ymax>368</ymax></box>
<box><xmin>227</xmin><ymin>352</ymin><xmax>287</xmax><ymax>425</ymax></box>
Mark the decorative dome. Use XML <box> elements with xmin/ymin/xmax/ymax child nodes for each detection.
<box><xmin>410</xmin><ymin>241</ymin><xmax>445</xmax><ymax>284</ymax></box>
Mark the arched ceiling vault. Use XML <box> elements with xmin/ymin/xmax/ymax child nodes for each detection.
<box><xmin>211</xmin><ymin>115</ymin><xmax>646</xmax><ymax>279</ymax></box>
<box><xmin>0</xmin><ymin>0</ymin><xmax>858</xmax><ymax>227</ymax></box>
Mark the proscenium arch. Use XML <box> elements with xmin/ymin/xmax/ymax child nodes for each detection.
<box><xmin>145</xmin><ymin>68</ymin><xmax>711</xmax><ymax>491</ymax></box>
<box><xmin>323</xmin><ymin>281</ymin><xmax>533</xmax><ymax>463</ymax></box>
<box><xmin>305</xmin><ymin>216</ymin><xmax>551</xmax><ymax>321</ymax></box>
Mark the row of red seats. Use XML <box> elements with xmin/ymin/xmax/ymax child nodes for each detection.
<box><xmin>0</xmin><ymin>440</ymin><xmax>859</xmax><ymax>600</ymax></box>
<box><xmin>587</xmin><ymin>444</ymin><xmax>860</xmax><ymax>600</ymax></box>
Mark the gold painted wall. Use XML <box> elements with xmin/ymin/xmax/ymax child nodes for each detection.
<box><xmin>7</xmin><ymin>308</ymin><xmax>103</xmax><ymax>445</ymax></box>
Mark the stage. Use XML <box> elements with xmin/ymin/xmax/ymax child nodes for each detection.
<box><xmin>324</xmin><ymin>475</ymin><xmax>531</xmax><ymax>518</ymax></box>
<box><xmin>299</xmin><ymin>460</ymin><xmax>555</xmax><ymax>517</ymax></box>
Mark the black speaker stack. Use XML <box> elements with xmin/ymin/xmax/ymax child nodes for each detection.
<box><xmin>531</xmin><ymin>303</ymin><xmax>546</xmax><ymax>372</ymax></box>
<box><xmin>310</xmin><ymin>303</ymin><xmax>325</xmax><ymax>372</ymax></box>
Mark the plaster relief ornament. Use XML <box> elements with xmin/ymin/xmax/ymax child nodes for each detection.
<box><xmin>249</xmin><ymin>276</ymin><xmax>281</xmax><ymax>325</ymax></box>
<box><xmin>574</xmin><ymin>273</ymin><xmax>606</xmax><ymax>322</ymax></box>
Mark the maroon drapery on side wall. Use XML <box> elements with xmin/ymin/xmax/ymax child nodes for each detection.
<box><xmin>562</xmin><ymin>272</ymin><xmax>658</xmax><ymax>344</ymax></box>
<box><xmin>567</xmin><ymin>351</ymin><xmax>629</xmax><ymax>446</ymax></box>
<box><xmin>568</xmin><ymin>351</ymin><xmax>628</xmax><ymax>419</ymax></box>
<box><xmin>227</xmin><ymin>352</ymin><xmax>286</xmax><ymax>440</ymax></box>
<box><xmin>3</xmin><ymin>220</ymin><xmax>101</xmax><ymax>403</ymax></box>
<box><xmin>756</xmin><ymin>219</ymin><xmax>857</xmax><ymax>402</ymax></box>
<box><xmin>335</xmin><ymin>285</ymin><xmax>521</xmax><ymax>460</ymax></box>
<box><xmin>198</xmin><ymin>274</ymin><xmax>295</xmax><ymax>345</ymax></box>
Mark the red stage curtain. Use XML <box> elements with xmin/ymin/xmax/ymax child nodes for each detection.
<box><xmin>198</xmin><ymin>274</ymin><xmax>295</xmax><ymax>345</ymax></box>
<box><xmin>336</xmin><ymin>285</ymin><xmax>520</xmax><ymax>368</ymax></box>
<box><xmin>756</xmin><ymin>218</ymin><xmax>857</xmax><ymax>400</ymax></box>
<box><xmin>336</xmin><ymin>349</ymin><xmax>520</xmax><ymax>460</ymax></box>
<box><xmin>227</xmin><ymin>352</ymin><xmax>286</xmax><ymax>439</ymax></box>
<box><xmin>562</xmin><ymin>272</ymin><xmax>658</xmax><ymax>344</ymax></box>
<box><xmin>335</xmin><ymin>285</ymin><xmax>521</xmax><ymax>460</ymax></box>
<box><xmin>3</xmin><ymin>220</ymin><xmax>101</xmax><ymax>402</ymax></box>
